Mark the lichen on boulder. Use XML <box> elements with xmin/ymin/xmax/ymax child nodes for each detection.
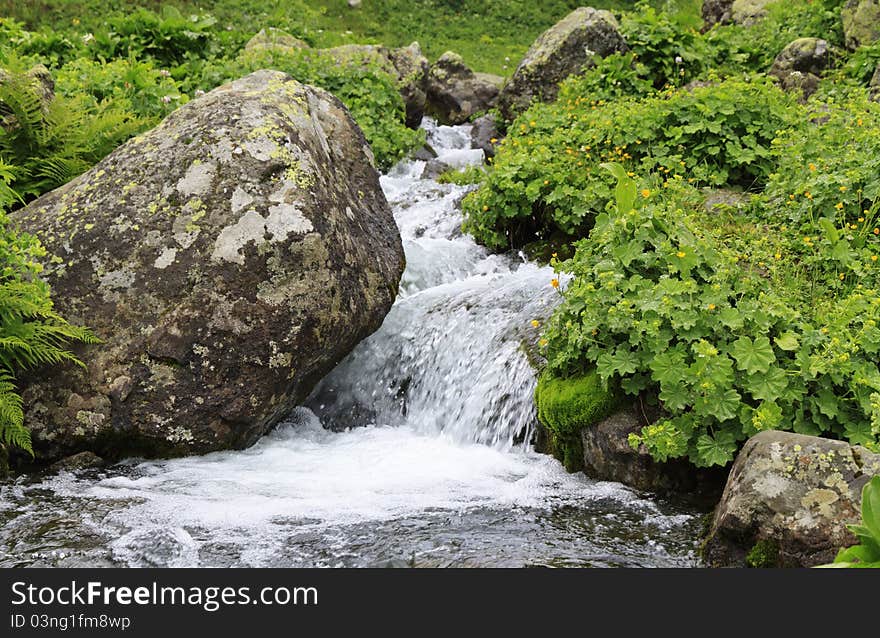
<box><xmin>12</xmin><ymin>70</ymin><xmax>405</xmax><ymax>462</ymax></box>
<box><xmin>703</xmin><ymin>430</ymin><xmax>880</xmax><ymax>567</ymax></box>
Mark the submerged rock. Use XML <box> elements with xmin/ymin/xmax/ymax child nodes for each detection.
<box><xmin>497</xmin><ymin>7</ymin><xmax>627</xmax><ymax>122</ymax></box>
<box><xmin>842</xmin><ymin>0</ymin><xmax>880</xmax><ymax>49</ymax></box>
<box><xmin>47</xmin><ymin>451</ymin><xmax>105</xmax><ymax>473</ymax></box>
<box><xmin>13</xmin><ymin>70</ymin><xmax>404</xmax><ymax>462</ymax></box>
<box><xmin>703</xmin><ymin>430</ymin><xmax>880</xmax><ymax>567</ymax></box>
<box><xmin>426</xmin><ymin>52</ymin><xmax>501</xmax><ymax>125</ymax></box>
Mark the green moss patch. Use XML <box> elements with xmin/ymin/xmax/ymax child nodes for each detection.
<box><xmin>535</xmin><ymin>370</ymin><xmax>621</xmax><ymax>472</ymax></box>
<box><xmin>746</xmin><ymin>539</ymin><xmax>780</xmax><ymax>568</ymax></box>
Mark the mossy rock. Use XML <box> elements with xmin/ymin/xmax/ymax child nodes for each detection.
<box><xmin>842</xmin><ymin>0</ymin><xmax>880</xmax><ymax>49</ymax></box>
<box><xmin>535</xmin><ymin>370</ymin><xmax>620</xmax><ymax>472</ymax></box>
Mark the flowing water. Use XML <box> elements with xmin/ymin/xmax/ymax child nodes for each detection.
<box><xmin>0</xmin><ymin>120</ymin><xmax>704</xmax><ymax>568</ymax></box>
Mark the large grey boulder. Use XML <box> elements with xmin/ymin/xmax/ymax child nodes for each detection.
<box><xmin>426</xmin><ymin>52</ymin><xmax>501</xmax><ymax>125</ymax></box>
<box><xmin>730</xmin><ymin>0</ymin><xmax>773</xmax><ymax>26</ymax></box>
<box><xmin>497</xmin><ymin>7</ymin><xmax>627</xmax><ymax>122</ymax></box>
<box><xmin>13</xmin><ymin>70</ymin><xmax>405</xmax><ymax>462</ymax></box>
<box><xmin>842</xmin><ymin>0</ymin><xmax>880</xmax><ymax>49</ymax></box>
<box><xmin>770</xmin><ymin>38</ymin><xmax>832</xmax><ymax>77</ymax></box>
<box><xmin>704</xmin><ymin>431</ymin><xmax>880</xmax><ymax>567</ymax></box>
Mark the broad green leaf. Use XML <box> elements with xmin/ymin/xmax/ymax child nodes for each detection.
<box><xmin>730</xmin><ymin>336</ymin><xmax>776</xmax><ymax>374</ymax></box>
<box><xmin>600</xmin><ymin>162</ymin><xmax>636</xmax><ymax>214</ymax></box>
<box><xmin>612</xmin><ymin>240</ymin><xmax>643</xmax><ymax>268</ymax></box>
<box><xmin>659</xmin><ymin>383</ymin><xmax>690</xmax><ymax>411</ymax></box>
<box><xmin>747</xmin><ymin>368</ymin><xmax>788</xmax><ymax>402</ymax></box>
<box><xmin>609</xmin><ymin>347</ymin><xmax>640</xmax><ymax>376</ymax></box>
<box><xmin>862</xmin><ymin>476</ymin><xmax>880</xmax><ymax>543</ymax></box>
<box><xmin>718</xmin><ymin>307</ymin><xmax>743</xmax><ymax>329</ymax></box>
<box><xmin>818</xmin><ymin>218</ymin><xmax>839</xmax><ymax>244</ymax></box>
<box><xmin>814</xmin><ymin>388</ymin><xmax>840</xmax><ymax>419</ymax></box>
<box><xmin>706</xmin><ymin>388</ymin><xmax>741</xmax><ymax>422</ymax></box>
<box><xmin>650</xmin><ymin>350</ymin><xmax>687</xmax><ymax>385</ymax></box>
<box><xmin>844</xmin><ymin>419</ymin><xmax>874</xmax><ymax>447</ymax></box>
<box><xmin>694</xmin><ymin>432</ymin><xmax>737</xmax><ymax>467</ymax></box>
<box><xmin>775</xmin><ymin>332</ymin><xmax>800</xmax><ymax>351</ymax></box>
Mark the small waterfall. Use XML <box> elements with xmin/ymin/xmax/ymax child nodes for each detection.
<box><xmin>0</xmin><ymin>118</ymin><xmax>704</xmax><ymax>569</ymax></box>
<box><xmin>308</xmin><ymin>118</ymin><xmax>558</xmax><ymax>448</ymax></box>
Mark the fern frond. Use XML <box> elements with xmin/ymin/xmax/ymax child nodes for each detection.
<box><xmin>0</xmin><ymin>370</ymin><xmax>30</xmax><ymax>456</ymax></box>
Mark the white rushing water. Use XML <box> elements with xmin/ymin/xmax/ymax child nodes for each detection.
<box><xmin>0</xmin><ymin>119</ymin><xmax>702</xmax><ymax>568</ymax></box>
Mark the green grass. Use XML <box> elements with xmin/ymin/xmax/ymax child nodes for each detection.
<box><xmin>0</xmin><ymin>0</ymin><xmax>702</xmax><ymax>75</ymax></box>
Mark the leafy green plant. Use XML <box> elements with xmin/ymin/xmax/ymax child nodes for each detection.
<box><xmin>555</xmin><ymin>52</ymin><xmax>654</xmax><ymax>103</ymax></box>
<box><xmin>826</xmin><ymin>476</ymin><xmax>880</xmax><ymax>568</ymax></box>
<box><xmin>436</xmin><ymin>164</ymin><xmax>486</xmax><ymax>185</ymax></box>
<box><xmin>463</xmin><ymin>77</ymin><xmax>800</xmax><ymax>249</ymax></box>
<box><xmin>620</xmin><ymin>4</ymin><xmax>708</xmax><ymax>89</ymax></box>
<box><xmin>704</xmin><ymin>0</ymin><xmax>845</xmax><ymax>74</ymax></box>
<box><xmin>540</xmin><ymin>164</ymin><xmax>880</xmax><ymax>467</ymax></box>
<box><xmin>55</xmin><ymin>56</ymin><xmax>187</xmax><ymax>118</ymax></box>
<box><xmin>763</xmin><ymin>93</ymin><xmax>880</xmax><ymax>227</ymax></box>
<box><xmin>93</xmin><ymin>6</ymin><xmax>219</xmax><ymax>68</ymax></box>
